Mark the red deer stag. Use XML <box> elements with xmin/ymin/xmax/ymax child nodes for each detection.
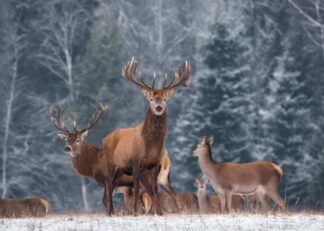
<box><xmin>194</xmin><ymin>178</ymin><xmax>243</xmax><ymax>214</ymax></box>
<box><xmin>0</xmin><ymin>197</ymin><xmax>49</xmax><ymax>218</ymax></box>
<box><xmin>102</xmin><ymin>57</ymin><xmax>190</xmax><ymax>215</ymax></box>
<box><xmin>51</xmin><ymin>104</ymin><xmax>175</xmax><ymax>209</ymax></box>
<box><xmin>193</xmin><ymin>136</ymin><xmax>285</xmax><ymax>213</ymax></box>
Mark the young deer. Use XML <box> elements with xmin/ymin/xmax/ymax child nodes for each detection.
<box><xmin>193</xmin><ymin>136</ymin><xmax>285</xmax><ymax>213</ymax></box>
<box><xmin>115</xmin><ymin>186</ymin><xmax>152</xmax><ymax>215</ymax></box>
<box><xmin>158</xmin><ymin>191</ymin><xmax>199</xmax><ymax>214</ymax></box>
<box><xmin>0</xmin><ymin>197</ymin><xmax>49</xmax><ymax>218</ymax></box>
<box><xmin>102</xmin><ymin>57</ymin><xmax>190</xmax><ymax>215</ymax></box>
<box><xmin>51</xmin><ymin>104</ymin><xmax>175</xmax><ymax>209</ymax></box>
<box><xmin>194</xmin><ymin>178</ymin><xmax>243</xmax><ymax>214</ymax></box>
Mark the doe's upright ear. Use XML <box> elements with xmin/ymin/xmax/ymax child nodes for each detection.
<box><xmin>207</xmin><ymin>135</ymin><xmax>214</xmax><ymax>145</ymax></box>
<box><xmin>141</xmin><ymin>88</ymin><xmax>151</xmax><ymax>99</ymax></box>
<box><xmin>192</xmin><ymin>177</ymin><xmax>199</xmax><ymax>184</ymax></box>
<box><xmin>80</xmin><ymin>130</ymin><xmax>89</xmax><ymax>142</ymax></box>
<box><xmin>57</xmin><ymin>132</ymin><xmax>67</xmax><ymax>140</ymax></box>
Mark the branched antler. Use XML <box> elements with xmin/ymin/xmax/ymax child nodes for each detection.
<box><xmin>122</xmin><ymin>57</ymin><xmax>156</xmax><ymax>91</ymax></box>
<box><xmin>122</xmin><ymin>57</ymin><xmax>191</xmax><ymax>91</ymax></box>
<box><xmin>74</xmin><ymin>103</ymin><xmax>108</xmax><ymax>133</ymax></box>
<box><xmin>163</xmin><ymin>61</ymin><xmax>191</xmax><ymax>90</ymax></box>
<box><xmin>50</xmin><ymin>105</ymin><xmax>69</xmax><ymax>134</ymax></box>
<box><xmin>50</xmin><ymin>103</ymin><xmax>108</xmax><ymax>134</ymax></box>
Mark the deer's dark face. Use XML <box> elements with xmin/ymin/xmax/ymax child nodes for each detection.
<box><xmin>57</xmin><ymin>130</ymin><xmax>88</xmax><ymax>158</ymax></box>
<box><xmin>141</xmin><ymin>89</ymin><xmax>175</xmax><ymax>116</ymax></box>
<box><xmin>193</xmin><ymin>136</ymin><xmax>214</xmax><ymax>157</ymax></box>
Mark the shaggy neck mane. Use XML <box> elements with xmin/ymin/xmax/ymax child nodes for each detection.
<box><xmin>142</xmin><ymin>108</ymin><xmax>167</xmax><ymax>150</ymax></box>
<box><xmin>71</xmin><ymin>142</ymin><xmax>101</xmax><ymax>178</ymax></box>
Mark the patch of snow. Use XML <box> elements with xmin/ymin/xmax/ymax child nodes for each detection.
<box><xmin>0</xmin><ymin>213</ymin><xmax>323</xmax><ymax>231</ymax></box>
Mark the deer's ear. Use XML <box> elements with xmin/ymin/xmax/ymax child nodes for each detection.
<box><xmin>207</xmin><ymin>136</ymin><xmax>214</xmax><ymax>145</ymax></box>
<box><xmin>57</xmin><ymin>132</ymin><xmax>67</xmax><ymax>140</ymax></box>
<box><xmin>166</xmin><ymin>88</ymin><xmax>175</xmax><ymax>99</ymax></box>
<box><xmin>201</xmin><ymin>136</ymin><xmax>206</xmax><ymax>145</ymax></box>
<box><xmin>80</xmin><ymin>130</ymin><xmax>88</xmax><ymax>142</ymax></box>
<box><xmin>141</xmin><ymin>88</ymin><xmax>151</xmax><ymax>99</ymax></box>
<box><xmin>192</xmin><ymin>177</ymin><xmax>198</xmax><ymax>184</ymax></box>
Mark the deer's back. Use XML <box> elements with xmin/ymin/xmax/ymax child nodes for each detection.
<box><xmin>0</xmin><ymin>198</ymin><xmax>49</xmax><ymax>218</ymax></box>
<box><xmin>218</xmin><ymin>161</ymin><xmax>281</xmax><ymax>186</ymax></box>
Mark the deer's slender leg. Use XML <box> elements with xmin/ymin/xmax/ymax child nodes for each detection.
<box><xmin>132</xmin><ymin>163</ymin><xmax>140</xmax><ymax>216</ymax></box>
<box><xmin>257</xmin><ymin>192</ymin><xmax>270</xmax><ymax>213</ymax></box>
<box><xmin>218</xmin><ymin>194</ymin><xmax>226</xmax><ymax>213</ymax></box>
<box><xmin>151</xmin><ymin>165</ymin><xmax>162</xmax><ymax>215</ymax></box>
<box><xmin>102</xmin><ymin>187</ymin><xmax>108</xmax><ymax>208</ymax></box>
<box><xmin>265</xmin><ymin>190</ymin><xmax>286</xmax><ymax>212</ymax></box>
<box><xmin>104</xmin><ymin>177</ymin><xmax>114</xmax><ymax>216</ymax></box>
<box><xmin>225</xmin><ymin>191</ymin><xmax>232</xmax><ymax>213</ymax></box>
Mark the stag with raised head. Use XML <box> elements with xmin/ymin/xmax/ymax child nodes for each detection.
<box><xmin>193</xmin><ymin>136</ymin><xmax>286</xmax><ymax>213</ymax></box>
<box><xmin>102</xmin><ymin>57</ymin><xmax>190</xmax><ymax>215</ymax></box>
<box><xmin>51</xmin><ymin>104</ymin><xmax>175</xmax><ymax>209</ymax></box>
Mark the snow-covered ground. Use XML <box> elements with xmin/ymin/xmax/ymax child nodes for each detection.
<box><xmin>0</xmin><ymin>213</ymin><xmax>323</xmax><ymax>231</ymax></box>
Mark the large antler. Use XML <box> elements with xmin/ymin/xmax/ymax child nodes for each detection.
<box><xmin>122</xmin><ymin>57</ymin><xmax>156</xmax><ymax>90</ymax></box>
<box><xmin>50</xmin><ymin>103</ymin><xmax>108</xmax><ymax>134</ymax></box>
<box><xmin>73</xmin><ymin>103</ymin><xmax>108</xmax><ymax>133</ymax></box>
<box><xmin>163</xmin><ymin>61</ymin><xmax>191</xmax><ymax>90</ymax></box>
<box><xmin>50</xmin><ymin>105</ymin><xmax>70</xmax><ymax>134</ymax></box>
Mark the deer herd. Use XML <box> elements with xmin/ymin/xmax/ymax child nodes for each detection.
<box><xmin>0</xmin><ymin>57</ymin><xmax>286</xmax><ymax>218</ymax></box>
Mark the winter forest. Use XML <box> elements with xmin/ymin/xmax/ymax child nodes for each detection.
<box><xmin>1</xmin><ymin>0</ymin><xmax>324</xmax><ymax>213</ymax></box>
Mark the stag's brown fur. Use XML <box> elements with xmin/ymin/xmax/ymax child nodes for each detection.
<box><xmin>101</xmin><ymin>58</ymin><xmax>190</xmax><ymax>215</ymax></box>
<box><xmin>52</xmin><ymin>104</ymin><xmax>174</xmax><ymax>211</ymax></box>
<box><xmin>64</xmin><ymin>137</ymin><xmax>173</xmax><ymax>208</ymax></box>
<box><xmin>193</xmin><ymin>136</ymin><xmax>285</xmax><ymax>213</ymax></box>
<box><xmin>0</xmin><ymin>197</ymin><xmax>49</xmax><ymax>218</ymax></box>
<box><xmin>102</xmin><ymin>108</ymin><xmax>166</xmax><ymax>172</ymax></box>
<box><xmin>102</xmin><ymin>109</ymin><xmax>168</xmax><ymax>215</ymax></box>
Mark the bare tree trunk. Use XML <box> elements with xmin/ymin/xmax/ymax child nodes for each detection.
<box><xmin>1</xmin><ymin>41</ymin><xmax>18</xmax><ymax>198</ymax></box>
<box><xmin>156</xmin><ymin>0</ymin><xmax>163</xmax><ymax>60</ymax></box>
<box><xmin>80</xmin><ymin>178</ymin><xmax>89</xmax><ymax>212</ymax></box>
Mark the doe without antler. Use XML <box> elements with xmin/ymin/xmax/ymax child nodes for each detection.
<box><xmin>193</xmin><ymin>136</ymin><xmax>286</xmax><ymax>213</ymax></box>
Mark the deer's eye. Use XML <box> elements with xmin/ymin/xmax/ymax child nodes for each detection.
<box><xmin>75</xmin><ymin>138</ymin><xmax>80</xmax><ymax>142</ymax></box>
<box><xmin>150</xmin><ymin>98</ymin><xmax>153</xmax><ymax>101</ymax></box>
<box><xmin>163</xmin><ymin>98</ymin><xmax>166</xmax><ymax>101</ymax></box>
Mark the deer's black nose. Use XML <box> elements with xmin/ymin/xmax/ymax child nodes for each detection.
<box><xmin>156</xmin><ymin>106</ymin><xmax>163</xmax><ymax>112</ymax></box>
<box><xmin>64</xmin><ymin>146</ymin><xmax>71</xmax><ymax>152</ymax></box>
